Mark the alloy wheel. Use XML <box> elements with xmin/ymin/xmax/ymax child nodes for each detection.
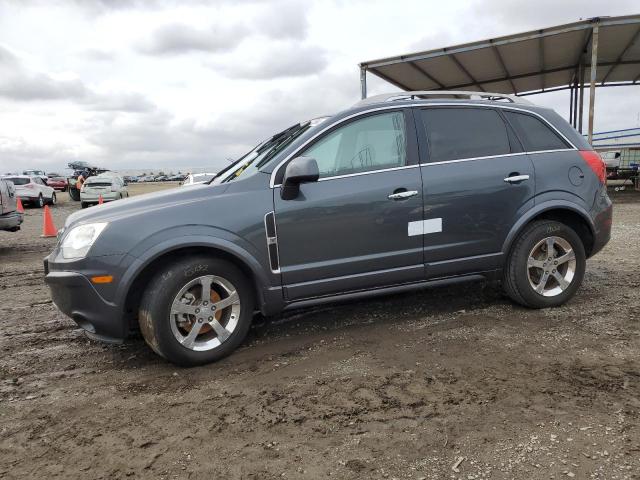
<box><xmin>527</xmin><ymin>236</ymin><xmax>576</xmax><ymax>297</ymax></box>
<box><xmin>169</xmin><ymin>275</ymin><xmax>241</xmax><ymax>351</ymax></box>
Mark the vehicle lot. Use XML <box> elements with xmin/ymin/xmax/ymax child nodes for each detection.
<box><xmin>1</xmin><ymin>188</ymin><xmax>639</xmax><ymax>479</ymax></box>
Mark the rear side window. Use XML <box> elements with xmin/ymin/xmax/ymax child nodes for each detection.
<box><xmin>421</xmin><ymin>108</ymin><xmax>511</xmax><ymax>162</ymax></box>
<box><xmin>504</xmin><ymin>111</ymin><xmax>569</xmax><ymax>152</ymax></box>
<box><xmin>4</xmin><ymin>177</ymin><xmax>29</xmax><ymax>185</ymax></box>
<box><xmin>302</xmin><ymin>111</ymin><xmax>406</xmax><ymax>179</ymax></box>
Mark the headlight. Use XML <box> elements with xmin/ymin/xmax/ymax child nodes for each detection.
<box><xmin>60</xmin><ymin>222</ymin><xmax>108</xmax><ymax>259</ymax></box>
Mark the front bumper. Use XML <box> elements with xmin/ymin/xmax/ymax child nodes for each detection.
<box><xmin>44</xmin><ymin>259</ymin><xmax>128</xmax><ymax>342</ymax></box>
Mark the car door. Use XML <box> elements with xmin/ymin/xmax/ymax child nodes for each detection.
<box><xmin>272</xmin><ymin>109</ymin><xmax>425</xmax><ymax>301</ymax></box>
<box><xmin>415</xmin><ymin>106</ymin><xmax>536</xmax><ymax>278</ymax></box>
<box><xmin>33</xmin><ymin>176</ymin><xmax>48</xmax><ymax>198</ymax></box>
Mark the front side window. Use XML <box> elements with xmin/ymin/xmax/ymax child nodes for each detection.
<box><xmin>302</xmin><ymin>111</ymin><xmax>407</xmax><ymax>179</ymax></box>
<box><xmin>503</xmin><ymin>111</ymin><xmax>570</xmax><ymax>152</ymax></box>
<box><xmin>421</xmin><ymin>107</ymin><xmax>511</xmax><ymax>162</ymax></box>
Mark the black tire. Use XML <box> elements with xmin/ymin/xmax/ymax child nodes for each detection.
<box><xmin>503</xmin><ymin>220</ymin><xmax>586</xmax><ymax>308</ymax></box>
<box><xmin>48</xmin><ymin>192</ymin><xmax>57</xmax><ymax>206</ymax></box>
<box><xmin>138</xmin><ymin>256</ymin><xmax>255</xmax><ymax>366</ymax></box>
<box><xmin>36</xmin><ymin>194</ymin><xmax>44</xmax><ymax>208</ymax></box>
<box><xmin>81</xmin><ymin>202</ymin><xmax>88</xmax><ymax>209</ymax></box>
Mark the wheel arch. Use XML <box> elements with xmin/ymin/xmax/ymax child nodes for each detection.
<box><xmin>503</xmin><ymin>202</ymin><xmax>596</xmax><ymax>259</ymax></box>
<box><xmin>119</xmin><ymin>239</ymin><xmax>277</xmax><ymax>333</ymax></box>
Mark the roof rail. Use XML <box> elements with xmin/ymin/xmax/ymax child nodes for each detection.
<box><xmin>354</xmin><ymin>90</ymin><xmax>533</xmax><ymax>107</ymax></box>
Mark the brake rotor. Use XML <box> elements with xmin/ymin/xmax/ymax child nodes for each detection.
<box><xmin>182</xmin><ymin>289</ymin><xmax>223</xmax><ymax>335</ymax></box>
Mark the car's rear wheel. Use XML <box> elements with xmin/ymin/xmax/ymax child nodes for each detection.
<box><xmin>36</xmin><ymin>194</ymin><xmax>44</xmax><ymax>208</ymax></box>
<box><xmin>49</xmin><ymin>192</ymin><xmax>57</xmax><ymax>206</ymax></box>
<box><xmin>138</xmin><ymin>256</ymin><xmax>254</xmax><ymax>366</ymax></box>
<box><xmin>503</xmin><ymin>220</ymin><xmax>586</xmax><ymax>308</ymax></box>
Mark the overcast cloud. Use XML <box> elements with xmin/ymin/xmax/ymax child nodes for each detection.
<box><xmin>0</xmin><ymin>0</ymin><xmax>638</xmax><ymax>174</ymax></box>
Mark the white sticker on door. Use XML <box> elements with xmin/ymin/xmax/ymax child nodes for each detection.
<box><xmin>408</xmin><ymin>218</ymin><xmax>443</xmax><ymax>237</ymax></box>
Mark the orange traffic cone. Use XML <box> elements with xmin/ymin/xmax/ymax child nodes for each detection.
<box><xmin>16</xmin><ymin>197</ymin><xmax>24</xmax><ymax>214</ymax></box>
<box><xmin>98</xmin><ymin>194</ymin><xmax>104</xmax><ymax>205</ymax></box>
<box><xmin>41</xmin><ymin>205</ymin><xmax>58</xmax><ymax>238</ymax></box>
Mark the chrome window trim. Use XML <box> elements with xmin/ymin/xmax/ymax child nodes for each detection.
<box><xmin>420</xmin><ymin>149</ymin><xmax>574</xmax><ymax>167</ymax></box>
<box><xmin>317</xmin><ymin>164</ymin><xmax>419</xmax><ymax>182</ymax></box>
<box><xmin>269</xmin><ymin>102</ymin><xmax>577</xmax><ymax>188</ymax></box>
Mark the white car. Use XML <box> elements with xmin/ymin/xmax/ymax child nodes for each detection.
<box><xmin>2</xmin><ymin>175</ymin><xmax>56</xmax><ymax>208</ymax></box>
<box><xmin>80</xmin><ymin>174</ymin><xmax>129</xmax><ymax>208</ymax></box>
<box><xmin>181</xmin><ymin>172</ymin><xmax>216</xmax><ymax>187</ymax></box>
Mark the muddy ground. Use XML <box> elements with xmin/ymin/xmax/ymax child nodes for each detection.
<box><xmin>1</xmin><ymin>188</ymin><xmax>639</xmax><ymax>479</ymax></box>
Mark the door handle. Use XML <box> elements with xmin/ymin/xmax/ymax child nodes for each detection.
<box><xmin>503</xmin><ymin>174</ymin><xmax>530</xmax><ymax>184</ymax></box>
<box><xmin>388</xmin><ymin>190</ymin><xmax>419</xmax><ymax>200</ymax></box>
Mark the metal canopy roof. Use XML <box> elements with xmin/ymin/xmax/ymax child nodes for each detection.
<box><xmin>359</xmin><ymin>15</ymin><xmax>640</xmax><ymax>97</ymax></box>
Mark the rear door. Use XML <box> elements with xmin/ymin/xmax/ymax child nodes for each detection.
<box><xmin>415</xmin><ymin>106</ymin><xmax>536</xmax><ymax>278</ymax></box>
<box><xmin>273</xmin><ymin>109</ymin><xmax>425</xmax><ymax>300</ymax></box>
<box><xmin>0</xmin><ymin>180</ymin><xmax>17</xmax><ymax>215</ymax></box>
<box><xmin>0</xmin><ymin>180</ymin><xmax>6</xmax><ymax>215</ymax></box>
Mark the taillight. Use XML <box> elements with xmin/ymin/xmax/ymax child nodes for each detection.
<box><xmin>579</xmin><ymin>150</ymin><xmax>606</xmax><ymax>184</ymax></box>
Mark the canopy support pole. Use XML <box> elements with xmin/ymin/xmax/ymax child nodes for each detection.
<box><xmin>578</xmin><ymin>57</ymin><xmax>585</xmax><ymax>133</ymax></box>
<box><xmin>572</xmin><ymin>75</ymin><xmax>579</xmax><ymax>128</ymax></box>
<box><xmin>588</xmin><ymin>23</ymin><xmax>599</xmax><ymax>144</ymax></box>
<box><xmin>569</xmin><ymin>84</ymin><xmax>574</xmax><ymax>125</ymax></box>
<box><xmin>360</xmin><ymin>66</ymin><xmax>367</xmax><ymax>99</ymax></box>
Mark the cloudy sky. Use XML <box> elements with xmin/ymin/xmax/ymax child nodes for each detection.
<box><xmin>0</xmin><ymin>0</ymin><xmax>638</xmax><ymax>174</ymax></box>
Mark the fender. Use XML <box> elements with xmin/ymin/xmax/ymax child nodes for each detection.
<box><xmin>114</xmin><ymin>231</ymin><xmax>282</xmax><ymax>315</ymax></box>
<box><xmin>502</xmin><ymin>199</ymin><xmax>595</xmax><ymax>255</ymax></box>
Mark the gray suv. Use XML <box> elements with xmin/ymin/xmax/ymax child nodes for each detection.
<box><xmin>45</xmin><ymin>91</ymin><xmax>612</xmax><ymax>366</ymax></box>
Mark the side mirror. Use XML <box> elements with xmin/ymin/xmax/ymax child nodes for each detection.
<box><xmin>281</xmin><ymin>156</ymin><xmax>319</xmax><ymax>200</ymax></box>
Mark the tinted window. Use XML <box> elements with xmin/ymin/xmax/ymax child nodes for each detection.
<box><xmin>303</xmin><ymin>111</ymin><xmax>406</xmax><ymax>178</ymax></box>
<box><xmin>421</xmin><ymin>108</ymin><xmax>511</xmax><ymax>162</ymax></box>
<box><xmin>504</xmin><ymin>111</ymin><xmax>569</xmax><ymax>152</ymax></box>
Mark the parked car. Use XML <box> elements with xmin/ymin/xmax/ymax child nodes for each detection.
<box><xmin>123</xmin><ymin>176</ymin><xmax>139</xmax><ymax>183</ymax></box>
<box><xmin>80</xmin><ymin>174</ymin><xmax>129</xmax><ymax>208</ymax></box>
<box><xmin>0</xmin><ymin>179</ymin><xmax>23</xmax><ymax>232</ymax></box>
<box><xmin>47</xmin><ymin>176</ymin><xmax>68</xmax><ymax>192</ymax></box>
<box><xmin>181</xmin><ymin>172</ymin><xmax>216</xmax><ymax>186</ymax></box>
<box><xmin>44</xmin><ymin>91</ymin><xmax>612</xmax><ymax>366</ymax></box>
<box><xmin>3</xmin><ymin>175</ymin><xmax>56</xmax><ymax>207</ymax></box>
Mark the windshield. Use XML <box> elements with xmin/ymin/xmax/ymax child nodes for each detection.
<box><xmin>212</xmin><ymin>122</ymin><xmax>312</xmax><ymax>184</ymax></box>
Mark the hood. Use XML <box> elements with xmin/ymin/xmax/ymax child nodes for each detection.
<box><xmin>65</xmin><ymin>182</ymin><xmax>229</xmax><ymax>228</ymax></box>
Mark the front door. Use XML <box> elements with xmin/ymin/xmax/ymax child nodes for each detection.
<box><xmin>273</xmin><ymin>109</ymin><xmax>425</xmax><ymax>301</ymax></box>
<box><xmin>415</xmin><ymin>106</ymin><xmax>536</xmax><ymax>278</ymax></box>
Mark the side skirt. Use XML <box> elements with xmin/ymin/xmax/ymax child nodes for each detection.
<box><xmin>282</xmin><ymin>271</ymin><xmax>499</xmax><ymax>312</ymax></box>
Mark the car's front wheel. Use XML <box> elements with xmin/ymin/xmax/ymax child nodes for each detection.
<box><xmin>503</xmin><ymin>220</ymin><xmax>586</xmax><ymax>308</ymax></box>
<box><xmin>138</xmin><ymin>256</ymin><xmax>254</xmax><ymax>366</ymax></box>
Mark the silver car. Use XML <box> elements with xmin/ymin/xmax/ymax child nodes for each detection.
<box><xmin>80</xmin><ymin>174</ymin><xmax>129</xmax><ymax>208</ymax></box>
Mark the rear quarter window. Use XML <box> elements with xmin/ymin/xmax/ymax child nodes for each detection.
<box><xmin>504</xmin><ymin>111</ymin><xmax>570</xmax><ymax>152</ymax></box>
<box><xmin>4</xmin><ymin>177</ymin><xmax>29</xmax><ymax>185</ymax></box>
<box><xmin>421</xmin><ymin>107</ymin><xmax>512</xmax><ymax>162</ymax></box>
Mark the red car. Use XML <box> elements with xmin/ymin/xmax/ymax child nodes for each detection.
<box><xmin>46</xmin><ymin>177</ymin><xmax>68</xmax><ymax>191</ymax></box>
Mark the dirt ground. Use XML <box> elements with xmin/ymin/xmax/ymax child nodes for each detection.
<box><xmin>1</xmin><ymin>187</ymin><xmax>639</xmax><ymax>480</ymax></box>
